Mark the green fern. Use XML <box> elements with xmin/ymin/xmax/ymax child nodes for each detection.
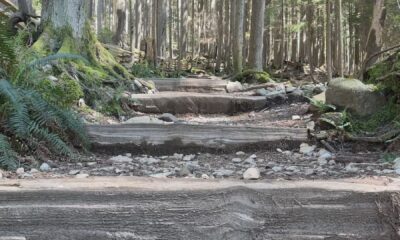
<box><xmin>0</xmin><ymin>134</ymin><xmax>18</xmax><ymax>170</ymax></box>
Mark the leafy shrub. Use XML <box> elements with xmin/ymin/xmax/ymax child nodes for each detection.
<box><xmin>233</xmin><ymin>69</ymin><xmax>272</xmax><ymax>84</ymax></box>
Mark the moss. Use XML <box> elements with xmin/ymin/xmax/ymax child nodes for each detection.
<box><xmin>233</xmin><ymin>69</ymin><xmax>272</xmax><ymax>84</ymax></box>
<box><xmin>57</xmin><ymin>35</ymin><xmax>77</xmax><ymax>54</ymax></box>
<box><xmin>36</xmin><ymin>74</ymin><xmax>83</xmax><ymax>108</ymax></box>
<box><xmin>31</xmin><ymin>30</ymin><xmax>52</xmax><ymax>56</ymax></box>
<box><xmin>366</xmin><ymin>63</ymin><xmax>389</xmax><ymax>84</ymax></box>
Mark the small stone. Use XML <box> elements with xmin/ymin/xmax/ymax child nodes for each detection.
<box><xmin>272</xmin><ymin>166</ymin><xmax>283</xmax><ymax>172</ymax></box>
<box><xmin>304</xmin><ymin>168</ymin><xmax>315</xmax><ymax>176</ymax></box>
<box><xmin>139</xmin><ymin>157</ymin><xmax>160</xmax><ymax>165</ymax></box>
<box><xmin>318</xmin><ymin>149</ymin><xmax>333</xmax><ymax>160</ymax></box>
<box><xmin>318</xmin><ymin>158</ymin><xmax>328</xmax><ymax>166</ymax></box>
<box><xmin>115</xmin><ymin>168</ymin><xmax>123</xmax><ymax>174</ymax></box>
<box><xmin>178</xmin><ymin>166</ymin><xmax>191</xmax><ymax>177</ymax></box>
<box><xmin>201</xmin><ymin>174</ymin><xmax>210</xmax><ymax>179</ymax></box>
<box><xmin>299</xmin><ymin>143</ymin><xmax>316</xmax><ymax>155</ymax></box>
<box><xmin>306</xmin><ymin>121</ymin><xmax>315</xmax><ymax>131</ymax></box>
<box><xmin>395</xmin><ymin>169</ymin><xmax>400</xmax><ymax>175</ymax></box>
<box><xmin>393</xmin><ymin>158</ymin><xmax>400</xmax><ymax>169</ymax></box>
<box><xmin>183</xmin><ymin>154</ymin><xmax>196</xmax><ymax>161</ymax></box>
<box><xmin>236</xmin><ymin>151</ymin><xmax>246</xmax><ymax>156</ymax></box>
<box><xmin>150</xmin><ymin>172</ymin><xmax>173</xmax><ymax>178</ymax></box>
<box><xmin>232</xmin><ymin>158</ymin><xmax>242</xmax><ymax>163</ymax></box>
<box><xmin>286</xmin><ymin>166</ymin><xmax>299</xmax><ymax>172</ymax></box>
<box><xmin>226</xmin><ymin>81</ymin><xmax>243</xmax><ymax>93</ymax></box>
<box><xmin>243</xmin><ymin>168</ymin><xmax>261</xmax><ymax>180</ymax></box>
<box><xmin>125</xmin><ymin>153</ymin><xmax>132</xmax><ymax>157</ymax></box>
<box><xmin>16</xmin><ymin>168</ymin><xmax>24</xmax><ymax>175</ymax></box>
<box><xmin>292</xmin><ymin>115</ymin><xmax>301</xmax><ymax>120</ymax></box>
<box><xmin>39</xmin><ymin>163</ymin><xmax>51</xmax><ymax>172</ymax></box>
<box><xmin>47</xmin><ymin>75</ymin><xmax>58</xmax><ymax>82</ymax></box>
<box><xmin>0</xmin><ymin>170</ymin><xmax>2</xmax><ymax>179</ymax></box>
<box><xmin>383</xmin><ymin>169</ymin><xmax>395</xmax><ymax>174</ymax></box>
<box><xmin>158</xmin><ymin>113</ymin><xmax>179</xmax><ymax>123</ymax></box>
<box><xmin>69</xmin><ymin>170</ymin><xmax>80</xmax><ymax>175</ymax></box>
<box><xmin>244</xmin><ymin>157</ymin><xmax>256</xmax><ymax>165</ymax></box>
<box><xmin>345</xmin><ymin>163</ymin><xmax>359</xmax><ymax>173</ymax></box>
<box><xmin>173</xmin><ymin>153</ymin><xmax>184</xmax><ymax>160</ymax></box>
<box><xmin>328</xmin><ymin>160</ymin><xmax>336</xmax><ymax>165</ymax></box>
<box><xmin>86</xmin><ymin>162</ymin><xmax>97</xmax><ymax>167</ymax></box>
<box><xmin>109</xmin><ymin>155</ymin><xmax>133</xmax><ymax>163</ymax></box>
<box><xmin>30</xmin><ymin>168</ymin><xmax>39</xmax><ymax>174</ymax></box>
<box><xmin>213</xmin><ymin>169</ymin><xmax>234</xmax><ymax>177</ymax></box>
<box><xmin>75</xmin><ymin>173</ymin><xmax>89</xmax><ymax>179</ymax></box>
<box><xmin>276</xmin><ymin>148</ymin><xmax>283</xmax><ymax>153</ymax></box>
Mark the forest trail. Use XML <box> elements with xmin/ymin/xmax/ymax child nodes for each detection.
<box><xmin>0</xmin><ymin>177</ymin><xmax>399</xmax><ymax>240</ymax></box>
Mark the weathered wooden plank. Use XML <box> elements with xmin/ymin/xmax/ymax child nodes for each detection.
<box><xmin>0</xmin><ymin>178</ymin><xmax>398</xmax><ymax>240</ymax></box>
<box><xmin>131</xmin><ymin>92</ymin><xmax>267</xmax><ymax>114</ymax></box>
<box><xmin>145</xmin><ymin>77</ymin><xmax>229</xmax><ymax>92</ymax></box>
<box><xmin>87</xmin><ymin>123</ymin><xmax>309</xmax><ymax>154</ymax></box>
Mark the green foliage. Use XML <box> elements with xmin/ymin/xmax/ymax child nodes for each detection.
<box><xmin>307</xmin><ymin>97</ymin><xmax>337</xmax><ymax>113</ymax></box>
<box><xmin>98</xmin><ymin>28</ymin><xmax>114</xmax><ymax>44</ymax></box>
<box><xmin>349</xmin><ymin>101</ymin><xmax>400</xmax><ymax>133</ymax></box>
<box><xmin>319</xmin><ymin>111</ymin><xmax>352</xmax><ymax>131</ymax></box>
<box><xmin>0</xmin><ymin>80</ymin><xmax>88</xmax><ymax>168</ymax></box>
<box><xmin>0</xmin><ymin>134</ymin><xmax>18</xmax><ymax>170</ymax></box>
<box><xmin>233</xmin><ymin>69</ymin><xmax>272</xmax><ymax>84</ymax></box>
<box><xmin>0</xmin><ymin>16</ymin><xmax>16</xmax><ymax>75</ymax></box>
<box><xmin>131</xmin><ymin>62</ymin><xmax>163</xmax><ymax>78</ymax></box>
<box><xmin>382</xmin><ymin>152</ymin><xmax>397</xmax><ymax>163</ymax></box>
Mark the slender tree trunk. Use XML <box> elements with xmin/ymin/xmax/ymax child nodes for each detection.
<box><xmin>112</xmin><ymin>0</ymin><xmax>126</xmax><ymax>46</ymax></box>
<box><xmin>233</xmin><ymin>0</ymin><xmax>245</xmax><ymax>74</ymax></box>
<box><xmin>215</xmin><ymin>0</ymin><xmax>224</xmax><ymax>72</ymax></box>
<box><xmin>326</xmin><ymin>0</ymin><xmax>332</xmax><ymax>81</ymax></box>
<box><xmin>248</xmin><ymin>0</ymin><xmax>266</xmax><ymax>71</ymax></box>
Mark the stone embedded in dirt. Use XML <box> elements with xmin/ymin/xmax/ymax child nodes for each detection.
<box><xmin>329</xmin><ymin>160</ymin><xmax>336</xmax><ymax>165</ymax></box>
<box><xmin>292</xmin><ymin>115</ymin><xmax>301</xmax><ymax>120</ymax></box>
<box><xmin>86</xmin><ymin>162</ymin><xmax>97</xmax><ymax>167</ymax></box>
<box><xmin>75</xmin><ymin>173</ymin><xmax>89</xmax><ymax>179</ymax></box>
<box><xmin>16</xmin><ymin>168</ymin><xmax>24</xmax><ymax>175</ymax></box>
<box><xmin>306</xmin><ymin>121</ymin><xmax>316</xmax><ymax>131</ymax></box>
<box><xmin>124</xmin><ymin>116</ymin><xmax>166</xmax><ymax>125</ymax></box>
<box><xmin>299</xmin><ymin>143</ymin><xmax>316</xmax><ymax>155</ymax></box>
<box><xmin>255</xmin><ymin>88</ymin><xmax>270</xmax><ymax>96</ymax></box>
<box><xmin>125</xmin><ymin>153</ymin><xmax>132</xmax><ymax>157</ymax></box>
<box><xmin>393</xmin><ymin>158</ymin><xmax>400</xmax><ymax>170</ymax></box>
<box><xmin>285</xmin><ymin>86</ymin><xmax>297</xmax><ymax>93</ymax></box>
<box><xmin>158</xmin><ymin>113</ymin><xmax>179</xmax><ymax>123</ymax></box>
<box><xmin>183</xmin><ymin>154</ymin><xmax>196</xmax><ymax>161</ymax></box>
<box><xmin>304</xmin><ymin>168</ymin><xmax>315</xmax><ymax>176</ymax></box>
<box><xmin>201</xmin><ymin>174</ymin><xmax>209</xmax><ymax>179</ymax></box>
<box><xmin>326</xmin><ymin>78</ymin><xmax>386</xmax><ymax>117</ymax></box>
<box><xmin>243</xmin><ymin>168</ymin><xmax>261</xmax><ymax>180</ymax></box>
<box><xmin>382</xmin><ymin>169</ymin><xmax>395</xmax><ymax>174</ymax></box>
<box><xmin>213</xmin><ymin>169</ymin><xmax>234</xmax><ymax>178</ymax></box>
<box><xmin>286</xmin><ymin>166</ymin><xmax>299</xmax><ymax>172</ymax></box>
<box><xmin>178</xmin><ymin>166</ymin><xmax>191</xmax><ymax>177</ymax></box>
<box><xmin>30</xmin><ymin>168</ymin><xmax>39</xmax><ymax>174</ymax></box>
<box><xmin>272</xmin><ymin>166</ymin><xmax>283</xmax><ymax>172</ymax></box>
<box><xmin>173</xmin><ymin>153</ymin><xmax>184</xmax><ymax>160</ymax></box>
<box><xmin>109</xmin><ymin>155</ymin><xmax>133</xmax><ymax>163</ymax></box>
<box><xmin>226</xmin><ymin>81</ymin><xmax>243</xmax><ymax>93</ymax></box>
<box><xmin>39</xmin><ymin>163</ymin><xmax>51</xmax><ymax>172</ymax></box>
<box><xmin>318</xmin><ymin>158</ymin><xmax>328</xmax><ymax>166</ymax></box>
<box><xmin>345</xmin><ymin>163</ymin><xmax>359</xmax><ymax>173</ymax></box>
<box><xmin>236</xmin><ymin>151</ymin><xmax>246</xmax><ymax>156</ymax></box>
<box><xmin>318</xmin><ymin>149</ymin><xmax>333</xmax><ymax>160</ymax></box>
<box><xmin>69</xmin><ymin>170</ymin><xmax>81</xmax><ymax>175</ymax></box>
<box><xmin>232</xmin><ymin>158</ymin><xmax>242</xmax><ymax>163</ymax></box>
<box><xmin>139</xmin><ymin>157</ymin><xmax>160</xmax><ymax>165</ymax></box>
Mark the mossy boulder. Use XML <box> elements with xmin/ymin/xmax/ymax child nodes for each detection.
<box><xmin>326</xmin><ymin>78</ymin><xmax>386</xmax><ymax>117</ymax></box>
<box><xmin>233</xmin><ymin>70</ymin><xmax>272</xmax><ymax>84</ymax></box>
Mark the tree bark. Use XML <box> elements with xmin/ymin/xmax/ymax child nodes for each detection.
<box><xmin>248</xmin><ymin>0</ymin><xmax>266</xmax><ymax>71</ymax></box>
<box><xmin>233</xmin><ymin>0</ymin><xmax>245</xmax><ymax>74</ymax></box>
<box><xmin>325</xmin><ymin>0</ymin><xmax>332</xmax><ymax>81</ymax></box>
<box><xmin>112</xmin><ymin>0</ymin><xmax>126</xmax><ymax>46</ymax></box>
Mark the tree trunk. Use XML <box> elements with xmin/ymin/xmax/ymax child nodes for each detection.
<box><xmin>233</xmin><ymin>0</ymin><xmax>245</xmax><ymax>74</ymax></box>
<box><xmin>112</xmin><ymin>0</ymin><xmax>126</xmax><ymax>46</ymax></box>
<box><xmin>248</xmin><ymin>0</ymin><xmax>266</xmax><ymax>71</ymax></box>
<box><xmin>215</xmin><ymin>0</ymin><xmax>224</xmax><ymax>72</ymax></box>
<box><xmin>325</xmin><ymin>0</ymin><xmax>332</xmax><ymax>81</ymax></box>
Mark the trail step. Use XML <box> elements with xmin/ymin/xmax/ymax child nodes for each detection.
<box><xmin>87</xmin><ymin>123</ymin><xmax>308</xmax><ymax>154</ymax></box>
<box><xmin>0</xmin><ymin>178</ymin><xmax>398</xmax><ymax>240</ymax></box>
<box><xmin>147</xmin><ymin>77</ymin><xmax>229</xmax><ymax>92</ymax></box>
<box><xmin>131</xmin><ymin>92</ymin><xmax>267</xmax><ymax>114</ymax></box>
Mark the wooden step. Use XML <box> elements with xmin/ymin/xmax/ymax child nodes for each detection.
<box><xmin>131</xmin><ymin>92</ymin><xmax>266</xmax><ymax>114</ymax></box>
<box><xmin>87</xmin><ymin>123</ymin><xmax>309</xmax><ymax>154</ymax></box>
<box><xmin>0</xmin><ymin>177</ymin><xmax>398</xmax><ymax>240</ymax></box>
<box><xmin>146</xmin><ymin>77</ymin><xmax>229</xmax><ymax>92</ymax></box>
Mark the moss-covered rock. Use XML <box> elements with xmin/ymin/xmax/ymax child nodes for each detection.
<box><xmin>233</xmin><ymin>69</ymin><xmax>272</xmax><ymax>84</ymax></box>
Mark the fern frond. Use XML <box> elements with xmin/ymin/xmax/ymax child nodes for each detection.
<box><xmin>0</xmin><ymin>134</ymin><xmax>18</xmax><ymax>170</ymax></box>
<box><xmin>27</xmin><ymin>53</ymin><xmax>89</xmax><ymax>69</ymax></box>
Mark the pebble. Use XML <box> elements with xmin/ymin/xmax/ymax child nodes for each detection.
<box><xmin>232</xmin><ymin>158</ymin><xmax>242</xmax><ymax>163</ymax></box>
<box><xmin>243</xmin><ymin>168</ymin><xmax>261</xmax><ymax>180</ymax></box>
<box><xmin>345</xmin><ymin>163</ymin><xmax>359</xmax><ymax>173</ymax></box>
<box><xmin>304</xmin><ymin>168</ymin><xmax>315</xmax><ymax>176</ymax></box>
<box><xmin>318</xmin><ymin>149</ymin><xmax>333</xmax><ymax>160</ymax></box>
<box><xmin>40</xmin><ymin>163</ymin><xmax>51</xmax><ymax>172</ymax></box>
<box><xmin>30</xmin><ymin>168</ymin><xmax>39</xmax><ymax>174</ymax></box>
<box><xmin>75</xmin><ymin>174</ymin><xmax>89</xmax><ymax>179</ymax></box>
<box><xmin>69</xmin><ymin>170</ymin><xmax>80</xmax><ymax>175</ymax></box>
<box><xmin>178</xmin><ymin>166</ymin><xmax>191</xmax><ymax>177</ymax></box>
<box><xmin>139</xmin><ymin>157</ymin><xmax>160</xmax><ymax>165</ymax></box>
<box><xmin>213</xmin><ymin>169</ymin><xmax>234</xmax><ymax>177</ymax></box>
<box><xmin>272</xmin><ymin>166</ymin><xmax>283</xmax><ymax>172</ymax></box>
<box><xmin>201</xmin><ymin>174</ymin><xmax>210</xmax><ymax>179</ymax></box>
<box><xmin>0</xmin><ymin>170</ymin><xmax>3</xmax><ymax>179</ymax></box>
<box><xmin>286</xmin><ymin>166</ymin><xmax>299</xmax><ymax>172</ymax></box>
<box><xmin>299</xmin><ymin>143</ymin><xmax>316</xmax><ymax>155</ymax></box>
<box><xmin>173</xmin><ymin>153</ymin><xmax>184</xmax><ymax>160</ymax></box>
<box><xmin>16</xmin><ymin>168</ymin><xmax>24</xmax><ymax>175</ymax></box>
<box><xmin>109</xmin><ymin>155</ymin><xmax>133</xmax><ymax>163</ymax></box>
<box><xmin>236</xmin><ymin>151</ymin><xmax>246</xmax><ymax>156</ymax></box>
<box><xmin>183</xmin><ymin>154</ymin><xmax>196</xmax><ymax>161</ymax></box>
<box><xmin>150</xmin><ymin>172</ymin><xmax>173</xmax><ymax>178</ymax></box>
<box><xmin>318</xmin><ymin>158</ymin><xmax>328</xmax><ymax>166</ymax></box>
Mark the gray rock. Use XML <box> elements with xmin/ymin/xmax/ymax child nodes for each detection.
<box><xmin>393</xmin><ymin>158</ymin><xmax>400</xmax><ymax>169</ymax></box>
<box><xmin>236</xmin><ymin>151</ymin><xmax>246</xmax><ymax>156</ymax></box>
<box><xmin>299</xmin><ymin>143</ymin><xmax>316</xmax><ymax>155</ymax></box>
<box><xmin>158</xmin><ymin>113</ymin><xmax>179</xmax><ymax>123</ymax></box>
<box><xmin>318</xmin><ymin>149</ymin><xmax>332</xmax><ymax>160</ymax></box>
<box><xmin>243</xmin><ymin>168</ymin><xmax>261</xmax><ymax>180</ymax></box>
<box><xmin>382</xmin><ymin>169</ymin><xmax>395</xmax><ymax>174</ymax></box>
<box><xmin>75</xmin><ymin>173</ymin><xmax>89</xmax><ymax>179</ymax></box>
<box><xmin>139</xmin><ymin>157</ymin><xmax>160</xmax><ymax>165</ymax></box>
<box><xmin>150</xmin><ymin>172</ymin><xmax>173</xmax><ymax>178</ymax></box>
<box><xmin>255</xmin><ymin>88</ymin><xmax>270</xmax><ymax>96</ymax></box>
<box><xmin>326</xmin><ymin>78</ymin><xmax>386</xmax><ymax>117</ymax></box>
<box><xmin>226</xmin><ymin>81</ymin><xmax>243</xmax><ymax>93</ymax></box>
<box><xmin>178</xmin><ymin>166</ymin><xmax>191</xmax><ymax>177</ymax></box>
<box><xmin>109</xmin><ymin>155</ymin><xmax>133</xmax><ymax>163</ymax></box>
<box><xmin>124</xmin><ymin>116</ymin><xmax>165</xmax><ymax>124</ymax></box>
<box><xmin>69</xmin><ymin>170</ymin><xmax>81</xmax><ymax>175</ymax></box>
<box><xmin>30</xmin><ymin>168</ymin><xmax>39</xmax><ymax>174</ymax></box>
<box><xmin>16</xmin><ymin>168</ymin><xmax>24</xmax><ymax>175</ymax></box>
<box><xmin>0</xmin><ymin>170</ymin><xmax>2</xmax><ymax>179</ymax></box>
<box><xmin>173</xmin><ymin>153</ymin><xmax>184</xmax><ymax>160</ymax></box>
<box><xmin>272</xmin><ymin>166</ymin><xmax>283</xmax><ymax>172</ymax></box>
<box><xmin>183</xmin><ymin>154</ymin><xmax>196</xmax><ymax>161</ymax></box>
<box><xmin>39</xmin><ymin>163</ymin><xmax>51</xmax><ymax>172</ymax></box>
<box><xmin>304</xmin><ymin>168</ymin><xmax>315</xmax><ymax>176</ymax></box>
<box><xmin>345</xmin><ymin>163</ymin><xmax>359</xmax><ymax>173</ymax></box>
<box><xmin>318</xmin><ymin>158</ymin><xmax>328</xmax><ymax>166</ymax></box>
<box><xmin>201</xmin><ymin>174</ymin><xmax>210</xmax><ymax>179</ymax></box>
<box><xmin>286</xmin><ymin>166</ymin><xmax>299</xmax><ymax>172</ymax></box>
<box><xmin>232</xmin><ymin>158</ymin><xmax>242</xmax><ymax>163</ymax></box>
<box><xmin>213</xmin><ymin>169</ymin><xmax>234</xmax><ymax>177</ymax></box>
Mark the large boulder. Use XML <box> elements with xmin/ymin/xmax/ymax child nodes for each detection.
<box><xmin>326</xmin><ymin>78</ymin><xmax>386</xmax><ymax>117</ymax></box>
